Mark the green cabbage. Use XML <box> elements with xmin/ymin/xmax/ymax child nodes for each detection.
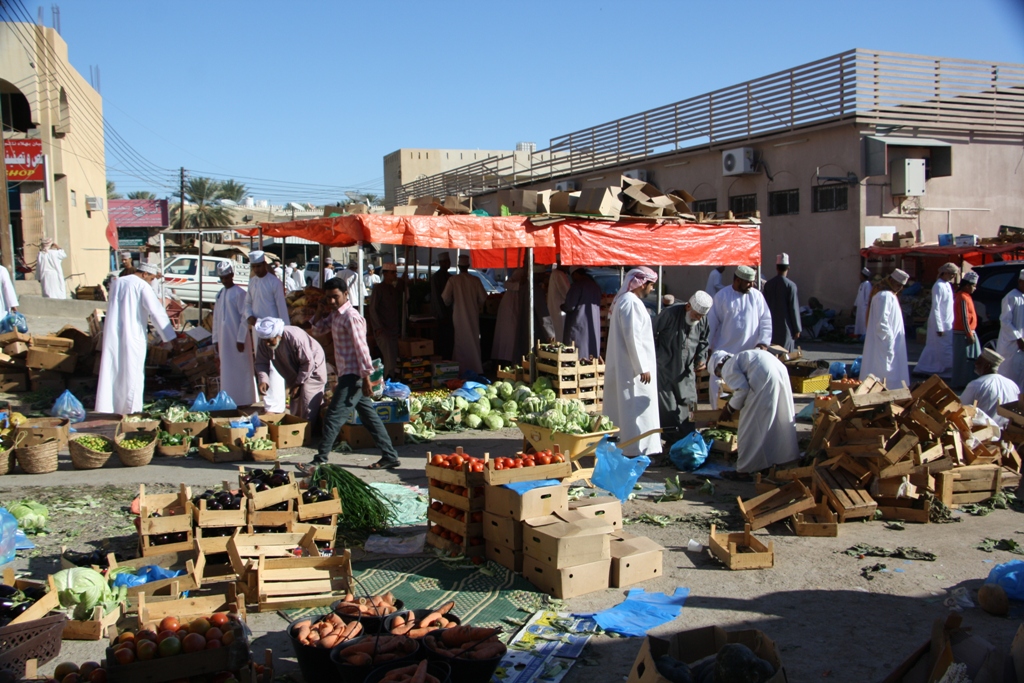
<box><xmin>490</xmin><ymin>397</ymin><xmax>504</xmax><ymax>411</ymax></box>
<box><xmin>502</xmin><ymin>400</ymin><xmax>518</xmax><ymax>416</ymax></box>
<box><xmin>474</xmin><ymin>397</ymin><xmax>491</xmax><ymax>413</ymax></box>
<box><xmin>9</xmin><ymin>501</ymin><xmax>48</xmax><ymax>531</ymax></box>
<box><xmin>512</xmin><ymin>386</ymin><xmax>533</xmax><ymax>404</ymax></box>
<box><xmin>464</xmin><ymin>414</ymin><xmax>482</xmax><ymax>429</ymax></box>
<box><xmin>52</xmin><ymin>567</ymin><xmax>125</xmax><ymax>620</ymax></box>
<box><xmin>498</xmin><ymin>383</ymin><xmax>514</xmax><ymax>399</ymax></box>
<box><xmin>533</xmin><ymin>377</ymin><xmax>553</xmax><ymax>393</ymax></box>
<box><xmin>541</xmin><ymin>389</ymin><xmax>556</xmax><ymax>402</ymax></box>
<box><xmin>483</xmin><ymin>414</ymin><xmax>504</xmax><ymax>430</ymax></box>
<box><xmin>454</xmin><ymin>397</ymin><xmax>470</xmax><ymax>411</ymax></box>
<box><xmin>474</xmin><ymin>387</ymin><xmax>487</xmax><ymax>397</ymax></box>
<box><xmin>485</xmin><ymin>386</ymin><xmax>498</xmax><ymax>399</ymax></box>
<box><xmin>468</xmin><ymin>402</ymin><xmax>490</xmax><ymax>418</ymax></box>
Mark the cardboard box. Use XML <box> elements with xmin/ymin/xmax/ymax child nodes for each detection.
<box><xmin>482</xmin><ymin>511</ymin><xmax>522</xmax><ymax>549</ymax></box>
<box><xmin>431</xmin><ymin>360</ymin><xmax>459</xmax><ymax>376</ymax></box>
<box><xmin>568</xmin><ymin>497</ymin><xmax>623</xmax><ymax>530</ymax></box>
<box><xmin>398</xmin><ymin>338</ymin><xmax>434</xmax><ymax>358</ymax></box>
<box><xmin>3</xmin><ymin>341</ymin><xmax>28</xmax><ymax>358</ymax></box>
<box><xmin>610</xmin><ymin>532</ymin><xmax>664</xmax><ymax>588</ymax></box>
<box><xmin>627</xmin><ymin>626</ymin><xmax>785</xmax><ymax>683</ymax></box>
<box><xmin>211</xmin><ymin>417</ymin><xmax>269</xmax><ymax>448</ymax></box>
<box><xmin>495</xmin><ymin>189</ymin><xmax>538</xmax><ymax>215</ymax></box>
<box><xmin>341</xmin><ymin>423</ymin><xmax>405</xmax><ymax>449</ymax></box>
<box><xmin>0</xmin><ymin>331</ymin><xmax>29</xmax><ymax>346</ymax></box>
<box><xmin>535</xmin><ymin>190</ymin><xmax>554</xmax><ymax>214</ymax></box>
<box><xmin>550</xmin><ymin>191</ymin><xmax>580</xmax><ymax>214</ymax></box>
<box><xmin>574</xmin><ymin>187</ymin><xmax>622</xmax><ymax>219</ymax></box>
<box><xmin>267</xmin><ymin>414</ymin><xmax>311</xmax><ymax>448</ymax></box>
<box><xmin>485</xmin><ymin>483</ymin><xmax>568</xmax><ymax>521</ymax></box>
<box><xmin>25</xmin><ymin>348</ymin><xmax>78</xmax><ymax>374</ymax></box>
<box><xmin>521</xmin><ymin>517</ymin><xmax>612</xmax><ymax>568</ymax></box>
<box><xmin>522</xmin><ymin>556</ymin><xmax>610</xmax><ymax>599</ymax></box>
<box><xmin>30</xmin><ymin>335</ymin><xmax>75</xmax><ymax>351</ymax></box>
<box><xmin>485</xmin><ymin>543</ymin><xmax>523</xmax><ymax>573</ymax></box>
<box><xmin>29</xmin><ymin>370</ymin><xmax>65</xmax><ymax>393</ymax></box>
<box><xmin>0</xmin><ymin>372</ymin><xmax>25</xmax><ymax>392</ymax></box>
<box><xmin>348</xmin><ymin>399</ymin><xmax>410</xmax><ymax>425</ymax></box>
<box><xmin>621</xmin><ymin>177</ymin><xmax>678</xmax><ymax>217</ymax></box>
<box><xmin>16</xmin><ymin>417</ymin><xmax>70</xmax><ymax>448</ymax></box>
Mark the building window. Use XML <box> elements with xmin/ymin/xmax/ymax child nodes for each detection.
<box><xmin>812</xmin><ymin>185</ymin><xmax>848</xmax><ymax>212</ymax></box>
<box><xmin>0</xmin><ymin>89</ymin><xmax>32</xmax><ymax>132</ymax></box>
<box><xmin>768</xmin><ymin>189</ymin><xmax>799</xmax><ymax>216</ymax></box>
<box><xmin>729</xmin><ymin>194</ymin><xmax>757</xmax><ymax>216</ymax></box>
<box><xmin>70</xmin><ymin>190</ymin><xmax>76</xmax><ymax>207</ymax></box>
<box><xmin>691</xmin><ymin>198</ymin><xmax>717</xmax><ymax>214</ymax></box>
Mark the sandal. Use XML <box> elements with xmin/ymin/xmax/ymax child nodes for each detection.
<box><xmin>296</xmin><ymin>462</ymin><xmax>320</xmax><ymax>476</ymax></box>
<box><xmin>367</xmin><ymin>459</ymin><xmax>400</xmax><ymax>471</ymax></box>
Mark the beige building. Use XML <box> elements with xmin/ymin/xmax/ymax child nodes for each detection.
<box><xmin>396</xmin><ymin>49</ymin><xmax>1024</xmax><ymax>312</ymax></box>
<box><xmin>384</xmin><ymin>148</ymin><xmax>513</xmax><ymax>208</ymax></box>
<box><xmin>1</xmin><ymin>21</ymin><xmax>109</xmax><ymax>291</ymax></box>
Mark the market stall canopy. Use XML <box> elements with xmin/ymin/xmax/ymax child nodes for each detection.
<box><xmin>860</xmin><ymin>242</ymin><xmax>1024</xmax><ymax>267</ymax></box>
<box><xmin>239</xmin><ymin>214</ymin><xmax>761</xmax><ymax>268</ymax></box>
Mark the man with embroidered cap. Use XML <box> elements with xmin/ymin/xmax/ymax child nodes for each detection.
<box><xmin>367</xmin><ymin>262</ymin><xmax>406</xmax><ymax>378</ymax></box>
<box><xmin>707</xmin><ymin>265</ymin><xmax>772</xmax><ymax>406</ymax></box>
<box><xmin>853</xmin><ymin>267</ymin><xmax>873</xmax><ymax>337</ymax></box>
<box><xmin>916</xmin><ymin>262</ymin><xmax>958</xmax><ymax>376</ymax></box>
<box><xmin>654</xmin><ymin>290</ymin><xmax>712</xmax><ymax>438</ymax></box>
<box><xmin>212</xmin><ymin>260</ymin><xmax>257</xmax><ymax>405</ymax></box>
<box><xmin>961</xmin><ymin>348</ymin><xmax>1020</xmax><ymax>426</ymax></box>
<box><xmin>253</xmin><ymin>317</ymin><xmax>327</xmax><ymax>424</ymax></box>
<box><xmin>763</xmin><ymin>253</ymin><xmax>802</xmax><ymax>352</ymax></box>
<box><xmin>96</xmin><ymin>261</ymin><xmax>176</xmax><ymax>415</ymax></box>
<box><xmin>562</xmin><ymin>266</ymin><xmax>602</xmax><ymax>359</ymax></box>
<box><xmin>431</xmin><ymin>252</ymin><xmax>454</xmax><ymax>360</ymax></box>
<box><xmin>240</xmin><ymin>250</ymin><xmax>290</xmax><ymax>412</ymax></box>
<box><xmin>442</xmin><ymin>254</ymin><xmax>487</xmax><ymax>374</ymax></box>
<box><xmin>862</xmin><ymin>268</ymin><xmax>910</xmax><ymax>389</ymax></box>
<box><xmin>605</xmin><ymin>266</ymin><xmax>662</xmax><ymax>456</ymax></box>
<box><xmin>997</xmin><ymin>269</ymin><xmax>1024</xmax><ymax>383</ymax></box>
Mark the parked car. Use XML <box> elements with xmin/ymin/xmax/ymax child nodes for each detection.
<box><xmin>970</xmin><ymin>261</ymin><xmax>1024</xmax><ymax>349</ymax></box>
<box><xmin>160</xmin><ymin>254</ymin><xmax>250</xmax><ymax>304</ymax></box>
<box><xmin>387</xmin><ymin>264</ymin><xmax>504</xmax><ymax>294</ymax></box>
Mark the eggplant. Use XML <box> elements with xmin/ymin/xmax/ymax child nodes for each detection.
<box><xmin>22</xmin><ymin>586</ymin><xmax>46</xmax><ymax>601</ymax></box>
<box><xmin>0</xmin><ymin>585</ymin><xmax>18</xmax><ymax>599</ymax></box>
<box><xmin>8</xmin><ymin>603</ymin><xmax>30</xmax><ymax>618</ymax></box>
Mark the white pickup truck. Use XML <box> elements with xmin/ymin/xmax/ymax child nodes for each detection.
<box><xmin>160</xmin><ymin>254</ymin><xmax>251</xmax><ymax>303</ymax></box>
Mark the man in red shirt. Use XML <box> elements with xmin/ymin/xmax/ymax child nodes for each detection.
<box><xmin>303</xmin><ymin>277</ymin><xmax>401</xmax><ymax>471</ymax></box>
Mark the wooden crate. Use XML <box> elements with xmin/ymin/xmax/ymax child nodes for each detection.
<box><xmin>191</xmin><ymin>497</ymin><xmax>247</xmax><ymax>529</ymax></box>
<box><xmin>196</xmin><ymin>439</ymin><xmax>244</xmax><ymax>463</ymax></box>
<box><xmin>136</xmin><ymin>585</ymin><xmax>245</xmax><ymax>630</ymax></box>
<box><xmin>708</xmin><ymin>524</ymin><xmax>774</xmax><ymax>570</ymax></box>
<box><xmin>1</xmin><ymin>568</ymin><xmax>59</xmax><ymax>625</ymax></box>
<box><xmin>238</xmin><ymin>468</ymin><xmax>301</xmax><ymax>511</ymax></box>
<box><xmin>737</xmin><ymin>480</ymin><xmax>815</xmax><ymax>531</ymax></box>
<box><xmin>710</xmin><ymin>432</ymin><xmax>738</xmax><ymax>454</ymax></box>
<box><xmin>424</xmin><ymin>447</ymin><xmax>486</xmax><ymax>489</ymax></box>
<box><xmin>247</xmin><ymin>498</ymin><xmax>298</xmax><ymax>529</ymax></box>
<box><xmin>138</xmin><ymin>484</ymin><xmax>194</xmax><ymax>557</ymax></box>
<box><xmin>296</xmin><ymin>487</ymin><xmax>343</xmax><ymax>522</ymax></box>
<box><xmin>227</xmin><ymin>528</ymin><xmax>319</xmax><ymax>580</ymax></box>
<box><xmin>428</xmin><ymin>482</ymin><xmax>484</xmax><ymax>512</ymax></box>
<box><xmin>287</xmin><ymin>515</ymin><xmax>339</xmax><ymax>543</ymax></box>
<box><xmin>253</xmin><ymin>550</ymin><xmax>352</xmax><ymax>611</ymax></box>
<box><xmin>195</xmin><ymin>527</ymin><xmax>234</xmax><ymax>557</ymax></box>
<box><xmin>792</xmin><ymin>503</ymin><xmax>838</xmax><ymax>537</ymax></box>
<box><xmin>936</xmin><ymin>464</ymin><xmax>1005</xmax><ymax>507</ymax></box>
<box><xmin>812</xmin><ymin>463</ymin><xmax>877</xmax><ymax>522</ymax></box>
<box><xmin>425</xmin><ymin>529</ymin><xmax>485</xmax><ymax>558</ymax></box>
<box><xmin>536</xmin><ymin>343</ymin><xmax>579</xmax><ymax>364</ymax></box>
<box><xmin>482</xmin><ymin>450</ymin><xmax>572</xmax><ymax>485</ymax></box>
<box><xmin>875</xmin><ymin>497</ymin><xmax>931</xmax><ymax>524</ymax></box>
<box><xmin>107</xmin><ymin>550</ymin><xmax>203</xmax><ymax>608</ymax></box>
<box><xmin>62</xmin><ymin>601</ymin><xmax>124</xmax><ymax>641</ymax></box>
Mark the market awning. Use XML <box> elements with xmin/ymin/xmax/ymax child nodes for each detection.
<box><xmin>860</xmin><ymin>242</ymin><xmax>1024</xmax><ymax>267</ymax></box>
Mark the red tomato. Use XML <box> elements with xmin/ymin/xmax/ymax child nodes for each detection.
<box><xmin>510</xmin><ymin>459</ymin><xmax>523</xmax><ymax>468</ymax></box>
<box><xmin>552</xmin><ymin>453</ymin><xmax>565</xmax><ymax>463</ymax></box>
<box><xmin>471</xmin><ymin>462</ymin><xmax>484</xmax><ymax>472</ymax></box>
<box><xmin>536</xmin><ymin>454</ymin><xmax>551</xmax><ymax>465</ymax></box>
<box><xmin>450</xmin><ymin>455</ymin><xmax>464</xmax><ymax>470</ymax></box>
<box><xmin>431</xmin><ymin>455</ymin><xmax>445</xmax><ymax>467</ymax></box>
<box><xmin>494</xmin><ymin>460</ymin><xmax>504</xmax><ymax>470</ymax></box>
<box><xmin>522</xmin><ymin>458</ymin><xmax>536</xmax><ymax>467</ymax></box>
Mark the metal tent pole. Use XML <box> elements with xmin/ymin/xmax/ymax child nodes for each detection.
<box><xmin>159</xmin><ymin>233</ymin><xmax>166</xmax><ymax>306</ymax></box>
<box><xmin>528</xmin><ymin>247</ymin><xmax>535</xmax><ymax>378</ymax></box>
<box><xmin>198</xmin><ymin>231</ymin><xmax>204</xmax><ymax>324</ymax></box>
<box><xmin>357</xmin><ymin>242</ymin><xmax>365</xmax><ymax>316</ymax></box>
<box><xmin>657</xmin><ymin>265</ymin><xmax>663</xmax><ymax>314</ymax></box>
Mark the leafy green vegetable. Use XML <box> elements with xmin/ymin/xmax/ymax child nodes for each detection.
<box><xmin>52</xmin><ymin>567</ymin><xmax>125</xmax><ymax>620</ymax></box>
<box><xmin>9</xmin><ymin>501</ymin><xmax>48</xmax><ymax>531</ymax></box>
<box><xmin>464</xmin><ymin>414</ymin><xmax>482</xmax><ymax>429</ymax></box>
<box><xmin>483</xmin><ymin>413</ymin><xmax>504</xmax><ymax>430</ymax></box>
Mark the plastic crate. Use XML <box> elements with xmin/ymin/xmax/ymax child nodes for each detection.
<box><xmin>0</xmin><ymin>613</ymin><xmax>66</xmax><ymax>674</ymax></box>
<box><xmin>790</xmin><ymin>374</ymin><xmax>830</xmax><ymax>394</ymax></box>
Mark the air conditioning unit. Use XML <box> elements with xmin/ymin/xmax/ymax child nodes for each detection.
<box><xmin>623</xmin><ymin>169</ymin><xmax>648</xmax><ymax>182</ymax></box>
<box><xmin>554</xmin><ymin>180</ymin><xmax>577</xmax><ymax>192</ymax></box>
<box><xmin>85</xmin><ymin>196</ymin><xmax>103</xmax><ymax>211</ymax></box>
<box><xmin>722</xmin><ymin>148</ymin><xmax>756</xmax><ymax>176</ymax></box>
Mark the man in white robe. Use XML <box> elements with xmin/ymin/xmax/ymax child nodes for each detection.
<box><xmin>547</xmin><ymin>265</ymin><xmax>571</xmax><ymax>343</ymax></box>
<box><xmin>605</xmin><ymin>266</ymin><xmax>661</xmax><ymax>457</ymax></box>
<box><xmin>915</xmin><ymin>262</ymin><xmax>957</xmax><ymax>376</ymax></box>
<box><xmin>96</xmin><ymin>263</ymin><xmax>176</xmax><ymax>414</ymax></box>
<box><xmin>37</xmin><ymin>239</ymin><xmax>67</xmax><ymax>299</ymax></box>
<box><xmin>716</xmin><ymin>349</ymin><xmax>799</xmax><ymax>473</ymax></box>
<box><xmin>442</xmin><ymin>254</ymin><xmax>487</xmax><ymax>375</ymax></box>
<box><xmin>853</xmin><ymin>267</ymin><xmax>873</xmax><ymax>338</ymax></box>
<box><xmin>705</xmin><ymin>266</ymin><xmax>726</xmax><ymax>295</ymax></box>
<box><xmin>364</xmin><ymin>265</ymin><xmax>381</xmax><ymax>294</ymax></box>
<box><xmin>997</xmin><ymin>271</ymin><xmax>1024</xmax><ymax>382</ymax></box>
<box><xmin>273</xmin><ymin>262</ymin><xmax>284</xmax><ymax>281</ymax></box>
<box><xmin>212</xmin><ymin>261</ymin><xmax>257</xmax><ymax>405</ymax></box>
<box><xmin>707</xmin><ymin>265</ymin><xmax>771</xmax><ymax>406</ymax></box>
<box><xmin>961</xmin><ymin>349</ymin><xmax>1020</xmax><ymax>427</ymax></box>
<box><xmin>0</xmin><ymin>262</ymin><xmax>19</xmax><ymax>321</ymax></box>
<box><xmin>289</xmin><ymin>263</ymin><xmax>306</xmax><ymax>292</ymax></box>
<box><xmin>239</xmin><ymin>250</ymin><xmax>290</xmax><ymax>412</ymax></box>
<box><xmin>861</xmin><ymin>269</ymin><xmax>910</xmax><ymax>389</ymax></box>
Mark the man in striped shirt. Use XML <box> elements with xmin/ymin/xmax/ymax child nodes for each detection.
<box><xmin>303</xmin><ymin>277</ymin><xmax>401</xmax><ymax>471</ymax></box>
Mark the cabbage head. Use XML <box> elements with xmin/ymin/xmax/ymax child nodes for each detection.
<box><xmin>464</xmin><ymin>413</ymin><xmax>483</xmax><ymax>429</ymax></box>
<box><xmin>9</xmin><ymin>501</ymin><xmax>47</xmax><ymax>531</ymax></box>
<box><xmin>498</xmin><ymin>382</ymin><xmax>514</xmax><ymax>399</ymax></box>
<box><xmin>468</xmin><ymin>401</ymin><xmax>490</xmax><ymax>418</ymax></box>
<box><xmin>455</xmin><ymin>397</ymin><xmax>470</xmax><ymax>411</ymax></box>
<box><xmin>474</xmin><ymin>387</ymin><xmax>487</xmax><ymax>397</ymax></box>
<box><xmin>502</xmin><ymin>400</ymin><xmax>518</xmax><ymax>416</ymax></box>
<box><xmin>540</xmin><ymin>389</ymin><xmax>557</xmax><ymax>402</ymax></box>
<box><xmin>490</xmin><ymin>397</ymin><xmax>504</xmax><ymax>411</ymax></box>
<box><xmin>532</xmin><ymin>377</ymin><xmax>553</xmax><ymax>393</ymax></box>
<box><xmin>512</xmin><ymin>386</ymin><xmax>533</xmax><ymax>404</ymax></box>
<box><xmin>475</xmin><ymin>397</ymin><xmax>491</xmax><ymax>413</ymax></box>
<box><xmin>485</xmin><ymin>386</ymin><xmax>498</xmax><ymax>399</ymax></box>
<box><xmin>52</xmin><ymin>567</ymin><xmax>125</xmax><ymax>620</ymax></box>
<box><xmin>483</xmin><ymin>413</ymin><xmax>504</xmax><ymax>430</ymax></box>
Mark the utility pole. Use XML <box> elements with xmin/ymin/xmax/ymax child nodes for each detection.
<box><xmin>0</xmin><ymin>99</ymin><xmax>13</xmax><ymax>277</ymax></box>
<box><xmin>179</xmin><ymin>167</ymin><xmax>186</xmax><ymax>231</ymax></box>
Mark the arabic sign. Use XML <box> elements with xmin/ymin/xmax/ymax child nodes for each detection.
<box><xmin>4</xmin><ymin>139</ymin><xmax>44</xmax><ymax>181</ymax></box>
<box><xmin>108</xmin><ymin>199</ymin><xmax>169</xmax><ymax>228</ymax></box>
<box><xmin>117</xmin><ymin>228</ymin><xmax>150</xmax><ymax>248</ymax></box>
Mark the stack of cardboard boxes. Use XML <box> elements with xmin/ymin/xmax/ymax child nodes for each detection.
<box><xmin>0</xmin><ymin>327</ymin><xmax>100</xmax><ymax>395</ymax></box>
<box><xmin>431</xmin><ymin>360</ymin><xmax>460</xmax><ymax>389</ymax></box>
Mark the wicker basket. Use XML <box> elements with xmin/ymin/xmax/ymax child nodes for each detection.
<box><xmin>69</xmin><ymin>435</ymin><xmax>114</xmax><ymax>470</ymax></box>
<box><xmin>0</xmin><ymin>612</ymin><xmax>66</xmax><ymax>673</ymax></box>
<box><xmin>115</xmin><ymin>431</ymin><xmax>156</xmax><ymax>467</ymax></box>
<box><xmin>0</xmin><ymin>445</ymin><xmax>15</xmax><ymax>476</ymax></box>
<box><xmin>13</xmin><ymin>433</ymin><xmax>59</xmax><ymax>475</ymax></box>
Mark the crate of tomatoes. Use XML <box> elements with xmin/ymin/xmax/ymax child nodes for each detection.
<box><xmin>482</xmin><ymin>448</ymin><xmax>571</xmax><ymax>485</ymax></box>
<box><xmin>424</xmin><ymin>447</ymin><xmax>486</xmax><ymax>488</ymax></box>
<box><xmin>427</xmin><ymin>478</ymin><xmax>484</xmax><ymax>513</ymax></box>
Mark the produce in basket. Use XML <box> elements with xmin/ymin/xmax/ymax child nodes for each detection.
<box><xmin>334</xmin><ymin>635</ymin><xmax>418</xmax><ymax>666</ymax></box>
<box><xmin>334</xmin><ymin>592</ymin><xmax>399</xmax><ymax>617</ymax></box>
<box><xmin>424</xmin><ymin>626</ymin><xmax>507</xmax><ymax>660</ymax></box>
<box><xmin>74</xmin><ymin>435</ymin><xmax>114</xmax><ymax>453</ymax></box>
<box><xmin>0</xmin><ymin>577</ymin><xmax>49</xmax><ymax>626</ymax></box>
<box><xmin>119</xmin><ymin>434</ymin><xmax>155</xmax><ymax>450</ymax></box>
<box><xmin>389</xmin><ymin>601</ymin><xmax>456</xmax><ymax>637</ymax></box>
<box><xmin>293</xmin><ymin>613</ymin><xmax>362</xmax><ymax>648</ymax></box>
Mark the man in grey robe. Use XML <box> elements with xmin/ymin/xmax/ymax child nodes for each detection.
<box><xmin>654</xmin><ymin>291</ymin><xmax>713</xmax><ymax>437</ymax></box>
<box><xmin>430</xmin><ymin>252</ymin><xmax>454</xmax><ymax>360</ymax></box>
<box><xmin>763</xmin><ymin>253</ymin><xmax>802</xmax><ymax>351</ymax></box>
<box><xmin>561</xmin><ymin>267</ymin><xmax>603</xmax><ymax>359</ymax></box>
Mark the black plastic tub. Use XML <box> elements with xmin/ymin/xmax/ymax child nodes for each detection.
<box><xmin>422</xmin><ymin>629</ymin><xmax>505</xmax><ymax>683</ymax></box>
<box><xmin>331</xmin><ymin>598</ymin><xmax>405</xmax><ymax>634</ymax></box>
<box><xmin>365</xmin><ymin>660</ymin><xmax>452</xmax><ymax>683</ymax></box>
<box><xmin>287</xmin><ymin>615</ymin><xmax>338</xmax><ymax>683</ymax></box>
<box><xmin>382</xmin><ymin>609</ymin><xmax>461</xmax><ymax>637</ymax></box>
<box><xmin>329</xmin><ymin>634</ymin><xmax>422</xmax><ymax>683</ymax></box>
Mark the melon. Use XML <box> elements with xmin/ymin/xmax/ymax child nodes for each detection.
<box><xmin>978</xmin><ymin>583</ymin><xmax>1009</xmax><ymax>616</ymax></box>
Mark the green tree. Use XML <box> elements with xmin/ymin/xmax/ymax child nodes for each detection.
<box><xmin>171</xmin><ymin>176</ymin><xmax>233</xmax><ymax>229</ymax></box>
<box><xmin>362</xmin><ymin>193</ymin><xmax>380</xmax><ymax>206</ymax></box>
<box><xmin>218</xmin><ymin>179</ymin><xmax>248</xmax><ymax>203</ymax></box>
<box><xmin>126</xmin><ymin>190</ymin><xmax>156</xmax><ymax>200</ymax></box>
<box><xmin>106</xmin><ymin>180</ymin><xmax>123</xmax><ymax>199</ymax></box>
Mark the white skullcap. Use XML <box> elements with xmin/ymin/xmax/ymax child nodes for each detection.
<box><xmin>137</xmin><ymin>262</ymin><xmax>159</xmax><ymax>275</ymax></box>
<box><xmin>249</xmin><ymin>250</ymin><xmax>266</xmax><ymax>264</ymax></box>
<box><xmin>216</xmin><ymin>261</ymin><xmax>233</xmax><ymax>276</ymax></box>
<box><xmin>963</xmin><ymin>271</ymin><xmax>979</xmax><ymax>284</ymax></box>
<box><xmin>289</xmin><ymin>262</ymin><xmax>297</xmax><ymax>268</ymax></box>
<box><xmin>397</xmin><ymin>257</ymin><xmax>406</xmax><ymax>266</ymax></box>
<box><xmin>982</xmin><ymin>348</ymin><xmax>1004</xmax><ymax>367</ymax></box>
<box><xmin>861</xmin><ymin>267</ymin><xmax>871</xmax><ymax>277</ymax></box>
<box><xmin>120</xmin><ymin>251</ymin><xmax>132</xmax><ymax>259</ymax></box>
<box><xmin>735</xmin><ymin>266</ymin><xmax>756</xmax><ymax>282</ymax></box>
<box><xmin>254</xmin><ymin>317</ymin><xmax>285</xmax><ymax>339</ymax></box>
<box><xmin>662</xmin><ymin>294</ymin><xmax>676</xmax><ymax>306</ymax></box>
<box><xmin>689</xmin><ymin>290</ymin><xmax>713</xmax><ymax>315</ymax></box>
<box><xmin>890</xmin><ymin>269</ymin><xmax>909</xmax><ymax>285</ymax></box>
<box><xmin>776</xmin><ymin>253</ymin><xmax>789</xmax><ymax>266</ymax></box>
<box><xmin>939</xmin><ymin>262</ymin><xmax>959</xmax><ymax>275</ymax></box>
<box><xmin>41</xmin><ymin>238</ymin><xmax>53</xmax><ymax>248</ymax></box>
<box><xmin>710</xmin><ymin>350</ymin><xmax>732</xmax><ymax>374</ymax></box>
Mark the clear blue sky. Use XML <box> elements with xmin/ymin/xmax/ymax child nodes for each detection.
<box><xmin>29</xmin><ymin>0</ymin><xmax>1024</xmax><ymax>203</ymax></box>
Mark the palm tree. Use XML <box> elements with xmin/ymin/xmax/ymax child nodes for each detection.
<box><xmin>126</xmin><ymin>190</ymin><xmax>156</xmax><ymax>200</ymax></box>
<box><xmin>362</xmin><ymin>193</ymin><xmax>380</xmax><ymax>207</ymax></box>
<box><xmin>171</xmin><ymin>176</ymin><xmax>233</xmax><ymax>229</ymax></box>
<box><xmin>106</xmin><ymin>181</ymin><xmax>123</xmax><ymax>199</ymax></box>
<box><xmin>218</xmin><ymin>179</ymin><xmax>248</xmax><ymax>203</ymax></box>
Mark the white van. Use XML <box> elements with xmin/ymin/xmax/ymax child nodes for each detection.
<box><xmin>160</xmin><ymin>255</ymin><xmax>251</xmax><ymax>304</ymax></box>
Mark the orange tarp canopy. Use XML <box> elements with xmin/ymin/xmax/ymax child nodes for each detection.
<box><xmin>243</xmin><ymin>214</ymin><xmax>760</xmax><ymax>267</ymax></box>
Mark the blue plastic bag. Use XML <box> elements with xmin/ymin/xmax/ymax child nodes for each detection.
<box><xmin>111</xmin><ymin>565</ymin><xmax>182</xmax><ymax>589</ymax></box>
<box><xmin>452</xmin><ymin>381</ymin><xmax>489</xmax><ymax>402</ymax></box>
<box><xmin>384</xmin><ymin>380</ymin><xmax>411</xmax><ymax>400</ymax></box>
<box><xmin>51</xmin><ymin>390</ymin><xmax>86</xmax><ymax>423</ymax></box>
<box><xmin>0</xmin><ymin>312</ymin><xmax>27</xmax><ymax>334</ymax></box>
<box><xmin>850</xmin><ymin>357</ymin><xmax>862</xmax><ymax>379</ymax></box>
<box><xmin>829</xmin><ymin>361</ymin><xmax>848</xmax><ymax>379</ymax></box>
<box><xmin>190</xmin><ymin>392</ymin><xmax>211</xmax><ymax>412</ymax></box>
<box><xmin>986</xmin><ymin>560</ymin><xmax>1024</xmax><ymax>601</ymax></box>
<box><xmin>592</xmin><ymin>436</ymin><xmax>651</xmax><ymax>502</ymax></box>
<box><xmin>669</xmin><ymin>432</ymin><xmax>709</xmax><ymax>472</ymax></box>
<box><xmin>207</xmin><ymin>391</ymin><xmax>237</xmax><ymax>412</ymax></box>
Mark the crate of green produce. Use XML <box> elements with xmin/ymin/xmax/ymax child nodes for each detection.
<box><xmin>196</xmin><ymin>439</ymin><xmax>243</xmax><ymax>463</ymax></box>
<box><xmin>121</xmin><ymin>413</ymin><xmax>161</xmax><ymax>433</ymax></box>
<box><xmin>160</xmin><ymin>404</ymin><xmax>211</xmax><ymax>440</ymax></box>
<box><xmin>245</xmin><ymin>437</ymin><xmax>278</xmax><ymax>462</ymax></box>
<box><xmin>156</xmin><ymin>431</ymin><xmax>194</xmax><ymax>458</ymax></box>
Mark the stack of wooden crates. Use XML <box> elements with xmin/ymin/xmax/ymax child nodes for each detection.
<box><xmin>535</xmin><ymin>343</ymin><xmax>605</xmax><ymax>413</ymax></box>
<box><xmin>425</xmin><ymin>447</ymin><xmax>485</xmax><ymax>559</ymax></box>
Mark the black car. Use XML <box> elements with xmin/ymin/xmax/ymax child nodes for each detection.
<box><xmin>970</xmin><ymin>262</ymin><xmax>1024</xmax><ymax>349</ymax></box>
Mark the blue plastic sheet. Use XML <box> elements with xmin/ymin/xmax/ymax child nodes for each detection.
<box><xmin>501</xmin><ymin>479</ymin><xmax>562</xmax><ymax>495</ymax></box>
<box><xmin>669</xmin><ymin>432</ymin><xmax>709</xmax><ymax>472</ymax></box>
<box><xmin>451</xmin><ymin>381</ymin><xmax>490</xmax><ymax>402</ymax></box>
<box><xmin>591</xmin><ymin>436</ymin><xmax>651</xmax><ymax>502</ymax></box>
<box><xmin>588</xmin><ymin>588</ymin><xmax>689</xmax><ymax>637</ymax></box>
<box><xmin>111</xmin><ymin>565</ymin><xmax>182</xmax><ymax>589</ymax></box>
<box><xmin>987</xmin><ymin>560</ymin><xmax>1024</xmax><ymax>601</ymax></box>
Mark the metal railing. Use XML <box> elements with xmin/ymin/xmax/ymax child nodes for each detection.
<box><xmin>396</xmin><ymin>49</ymin><xmax>1024</xmax><ymax>204</ymax></box>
